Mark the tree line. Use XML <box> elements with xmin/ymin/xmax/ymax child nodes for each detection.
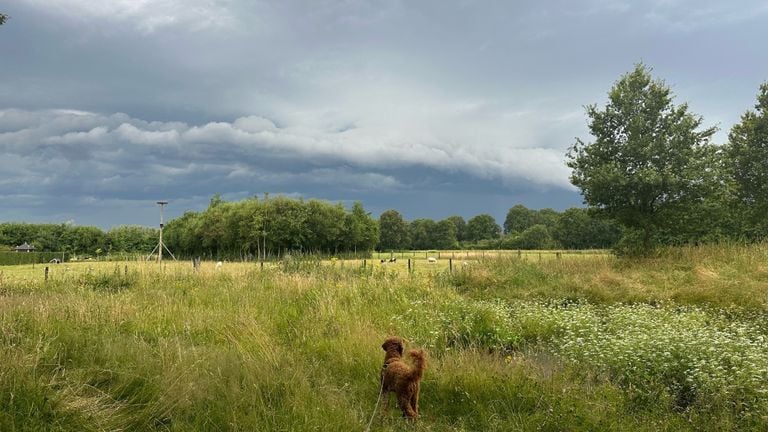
<box><xmin>0</xmin><ymin>223</ymin><xmax>157</xmax><ymax>257</ymax></box>
<box><xmin>378</xmin><ymin>205</ymin><xmax>620</xmax><ymax>251</ymax></box>
<box><xmin>164</xmin><ymin>197</ymin><xmax>622</xmax><ymax>257</ymax></box>
<box><xmin>162</xmin><ymin>195</ymin><xmax>379</xmax><ymax>260</ymax></box>
<box><xmin>0</xmin><ymin>200</ymin><xmax>620</xmax><ymax>260</ymax></box>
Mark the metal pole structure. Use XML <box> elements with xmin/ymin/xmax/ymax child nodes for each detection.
<box><xmin>157</xmin><ymin>201</ymin><xmax>168</xmax><ymax>263</ymax></box>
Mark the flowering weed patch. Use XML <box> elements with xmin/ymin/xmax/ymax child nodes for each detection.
<box><xmin>547</xmin><ymin>303</ymin><xmax>768</xmax><ymax>417</ymax></box>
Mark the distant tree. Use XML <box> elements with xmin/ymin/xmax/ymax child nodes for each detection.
<box><xmin>200</xmin><ymin>199</ymin><xmax>233</xmax><ymax>255</ymax></box>
<box><xmin>68</xmin><ymin>226</ymin><xmax>108</xmax><ymax>255</ymax></box>
<box><xmin>344</xmin><ymin>202</ymin><xmax>379</xmax><ymax>253</ymax></box>
<box><xmin>107</xmin><ymin>225</ymin><xmax>158</xmax><ymax>253</ymax></box>
<box><xmin>727</xmin><ymin>82</ymin><xmax>768</xmax><ymax>237</ymax></box>
<box><xmin>165</xmin><ymin>211</ymin><xmax>204</xmax><ymax>256</ymax></box>
<box><xmin>504</xmin><ymin>205</ymin><xmax>560</xmax><ymax>234</ymax></box>
<box><xmin>567</xmin><ymin>63</ymin><xmax>717</xmax><ymax>252</ymax></box>
<box><xmin>409</xmin><ymin>219</ymin><xmax>436</xmax><ymax>250</ymax></box>
<box><xmin>552</xmin><ymin>208</ymin><xmax>622</xmax><ymax>249</ymax></box>
<box><xmin>264</xmin><ymin>197</ymin><xmax>308</xmax><ymax>253</ymax></box>
<box><xmin>0</xmin><ymin>13</ymin><xmax>7</xmax><ymax>25</ymax></box>
<box><xmin>433</xmin><ymin>219</ymin><xmax>458</xmax><ymax>249</ymax></box>
<box><xmin>35</xmin><ymin>224</ymin><xmax>65</xmax><ymax>251</ymax></box>
<box><xmin>466</xmin><ymin>214</ymin><xmax>501</xmax><ymax>242</ymax></box>
<box><xmin>305</xmin><ymin>200</ymin><xmax>346</xmax><ymax>253</ymax></box>
<box><xmin>515</xmin><ymin>224</ymin><xmax>554</xmax><ymax>250</ymax></box>
<box><xmin>533</xmin><ymin>208</ymin><xmax>560</xmax><ymax>230</ymax></box>
<box><xmin>445</xmin><ymin>215</ymin><xmax>467</xmax><ymax>242</ymax></box>
<box><xmin>0</xmin><ymin>223</ymin><xmax>35</xmax><ymax>248</ymax></box>
<box><xmin>378</xmin><ymin>210</ymin><xmax>410</xmax><ymax>250</ymax></box>
<box><xmin>503</xmin><ymin>205</ymin><xmax>535</xmax><ymax>234</ymax></box>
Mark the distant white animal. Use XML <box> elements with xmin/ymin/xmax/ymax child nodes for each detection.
<box><xmin>427</xmin><ymin>257</ymin><xmax>437</xmax><ymax>263</ymax></box>
<box><xmin>215</xmin><ymin>261</ymin><xmax>223</xmax><ymax>270</ymax></box>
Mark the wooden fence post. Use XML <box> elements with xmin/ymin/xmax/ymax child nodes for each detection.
<box><xmin>44</xmin><ymin>266</ymin><xmax>49</xmax><ymax>282</ymax></box>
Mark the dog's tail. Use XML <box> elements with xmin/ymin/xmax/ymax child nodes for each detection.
<box><xmin>407</xmin><ymin>349</ymin><xmax>426</xmax><ymax>380</ymax></box>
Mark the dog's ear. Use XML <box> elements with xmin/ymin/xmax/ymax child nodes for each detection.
<box><xmin>396</xmin><ymin>341</ymin><xmax>403</xmax><ymax>355</ymax></box>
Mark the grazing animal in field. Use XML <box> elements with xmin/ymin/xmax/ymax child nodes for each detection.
<box><xmin>215</xmin><ymin>261</ymin><xmax>223</xmax><ymax>270</ymax></box>
<box><xmin>427</xmin><ymin>257</ymin><xmax>437</xmax><ymax>263</ymax></box>
<box><xmin>389</xmin><ymin>257</ymin><xmax>397</xmax><ymax>263</ymax></box>
<box><xmin>380</xmin><ymin>259</ymin><xmax>386</xmax><ymax>264</ymax></box>
<box><xmin>379</xmin><ymin>336</ymin><xmax>426</xmax><ymax>419</ymax></box>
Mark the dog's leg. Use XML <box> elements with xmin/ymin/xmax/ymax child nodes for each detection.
<box><xmin>380</xmin><ymin>391</ymin><xmax>389</xmax><ymax>414</ymax></box>
<box><xmin>398</xmin><ymin>393</ymin><xmax>418</xmax><ymax>419</ymax></box>
<box><xmin>411</xmin><ymin>383</ymin><xmax>420</xmax><ymax>417</ymax></box>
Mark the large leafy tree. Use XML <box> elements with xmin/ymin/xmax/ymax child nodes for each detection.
<box><xmin>465</xmin><ymin>214</ymin><xmax>501</xmax><ymax>242</ymax></box>
<box><xmin>305</xmin><ymin>200</ymin><xmax>346</xmax><ymax>253</ymax></box>
<box><xmin>503</xmin><ymin>205</ymin><xmax>535</xmax><ymax>234</ymax></box>
<box><xmin>409</xmin><ymin>219</ymin><xmax>436</xmax><ymax>250</ymax></box>
<box><xmin>727</xmin><ymin>82</ymin><xmax>768</xmax><ymax>236</ymax></box>
<box><xmin>344</xmin><ymin>202</ymin><xmax>379</xmax><ymax>253</ymax></box>
<box><xmin>445</xmin><ymin>215</ymin><xmax>467</xmax><ymax>242</ymax></box>
<box><xmin>264</xmin><ymin>197</ymin><xmax>309</xmax><ymax>252</ymax></box>
<box><xmin>378</xmin><ymin>209</ymin><xmax>410</xmax><ymax>250</ymax></box>
<box><xmin>107</xmin><ymin>226</ymin><xmax>158</xmax><ymax>253</ymax></box>
<box><xmin>504</xmin><ymin>205</ymin><xmax>560</xmax><ymax>234</ymax></box>
<box><xmin>567</xmin><ymin>64</ymin><xmax>717</xmax><ymax>251</ymax></box>
<box><xmin>432</xmin><ymin>219</ymin><xmax>458</xmax><ymax>249</ymax></box>
<box><xmin>515</xmin><ymin>225</ymin><xmax>554</xmax><ymax>250</ymax></box>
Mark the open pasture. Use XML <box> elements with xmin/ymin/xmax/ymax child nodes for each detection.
<box><xmin>2</xmin><ymin>244</ymin><xmax>768</xmax><ymax>431</ymax></box>
<box><xmin>1</xmin><ymin>249</ymin><xmax>610</xmax><ymax>281</ymax></box>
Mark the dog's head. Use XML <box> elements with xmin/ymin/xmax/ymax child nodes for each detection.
<box><xmin>382</xmin><ymin>336</ymin><xmax>404</xmax><ymax>356</ymax></box>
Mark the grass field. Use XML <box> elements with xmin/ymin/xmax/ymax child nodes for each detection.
<box><xmin>2</xmin><ymin>244</ymin><xmax>768</xmax><ymax>431</ymax></box>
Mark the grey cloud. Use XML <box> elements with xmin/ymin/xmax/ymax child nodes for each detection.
<box><xmin>20</xmin><ymin>0</ymin><xmax>237</xmax><ymax>34</ymax></box>
<box><xmin>0</xmin><ymin>109</ymin><xmax>572</xmax><ymax>193</ymax></box>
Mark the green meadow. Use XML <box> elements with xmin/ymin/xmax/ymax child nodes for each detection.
<box><xmin>2</xmin><ymin>244</ymin><xmax>768</xmax><ymax>431</ymax></box>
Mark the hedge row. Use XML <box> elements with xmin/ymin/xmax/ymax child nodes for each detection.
<box><xmin>0</xmin><ymin>252</ymin><xmax>69</xmax><ymax>266</ymax></box>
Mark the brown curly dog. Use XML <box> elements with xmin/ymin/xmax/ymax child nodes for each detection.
<box><xmin>380</xmin><ymin>336</ymin><xmax>426</xmax><ymax>419</ymax></box>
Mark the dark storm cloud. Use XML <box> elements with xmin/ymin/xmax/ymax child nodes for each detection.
<box><xmin>1</xmin><ymin>0</ymin><xmax>767</xmax><ymax>227</ymax></box>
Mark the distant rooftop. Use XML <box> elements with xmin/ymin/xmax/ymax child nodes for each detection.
<box><xmin>14</xmin><ymin>242</ymin><xmax>36</xmax><ymax>252</ymax></box>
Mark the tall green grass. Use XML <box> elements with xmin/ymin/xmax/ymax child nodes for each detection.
<box><xmin>2</xmin><ymin>243</ymin><xmax>768</xmax><ymax>430</ymax></box>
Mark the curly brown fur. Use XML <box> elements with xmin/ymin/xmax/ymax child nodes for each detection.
<box><xmin>380</xmin><ymin>336</ymin><xmax>426</xmax><ymax>419</ymax></box>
